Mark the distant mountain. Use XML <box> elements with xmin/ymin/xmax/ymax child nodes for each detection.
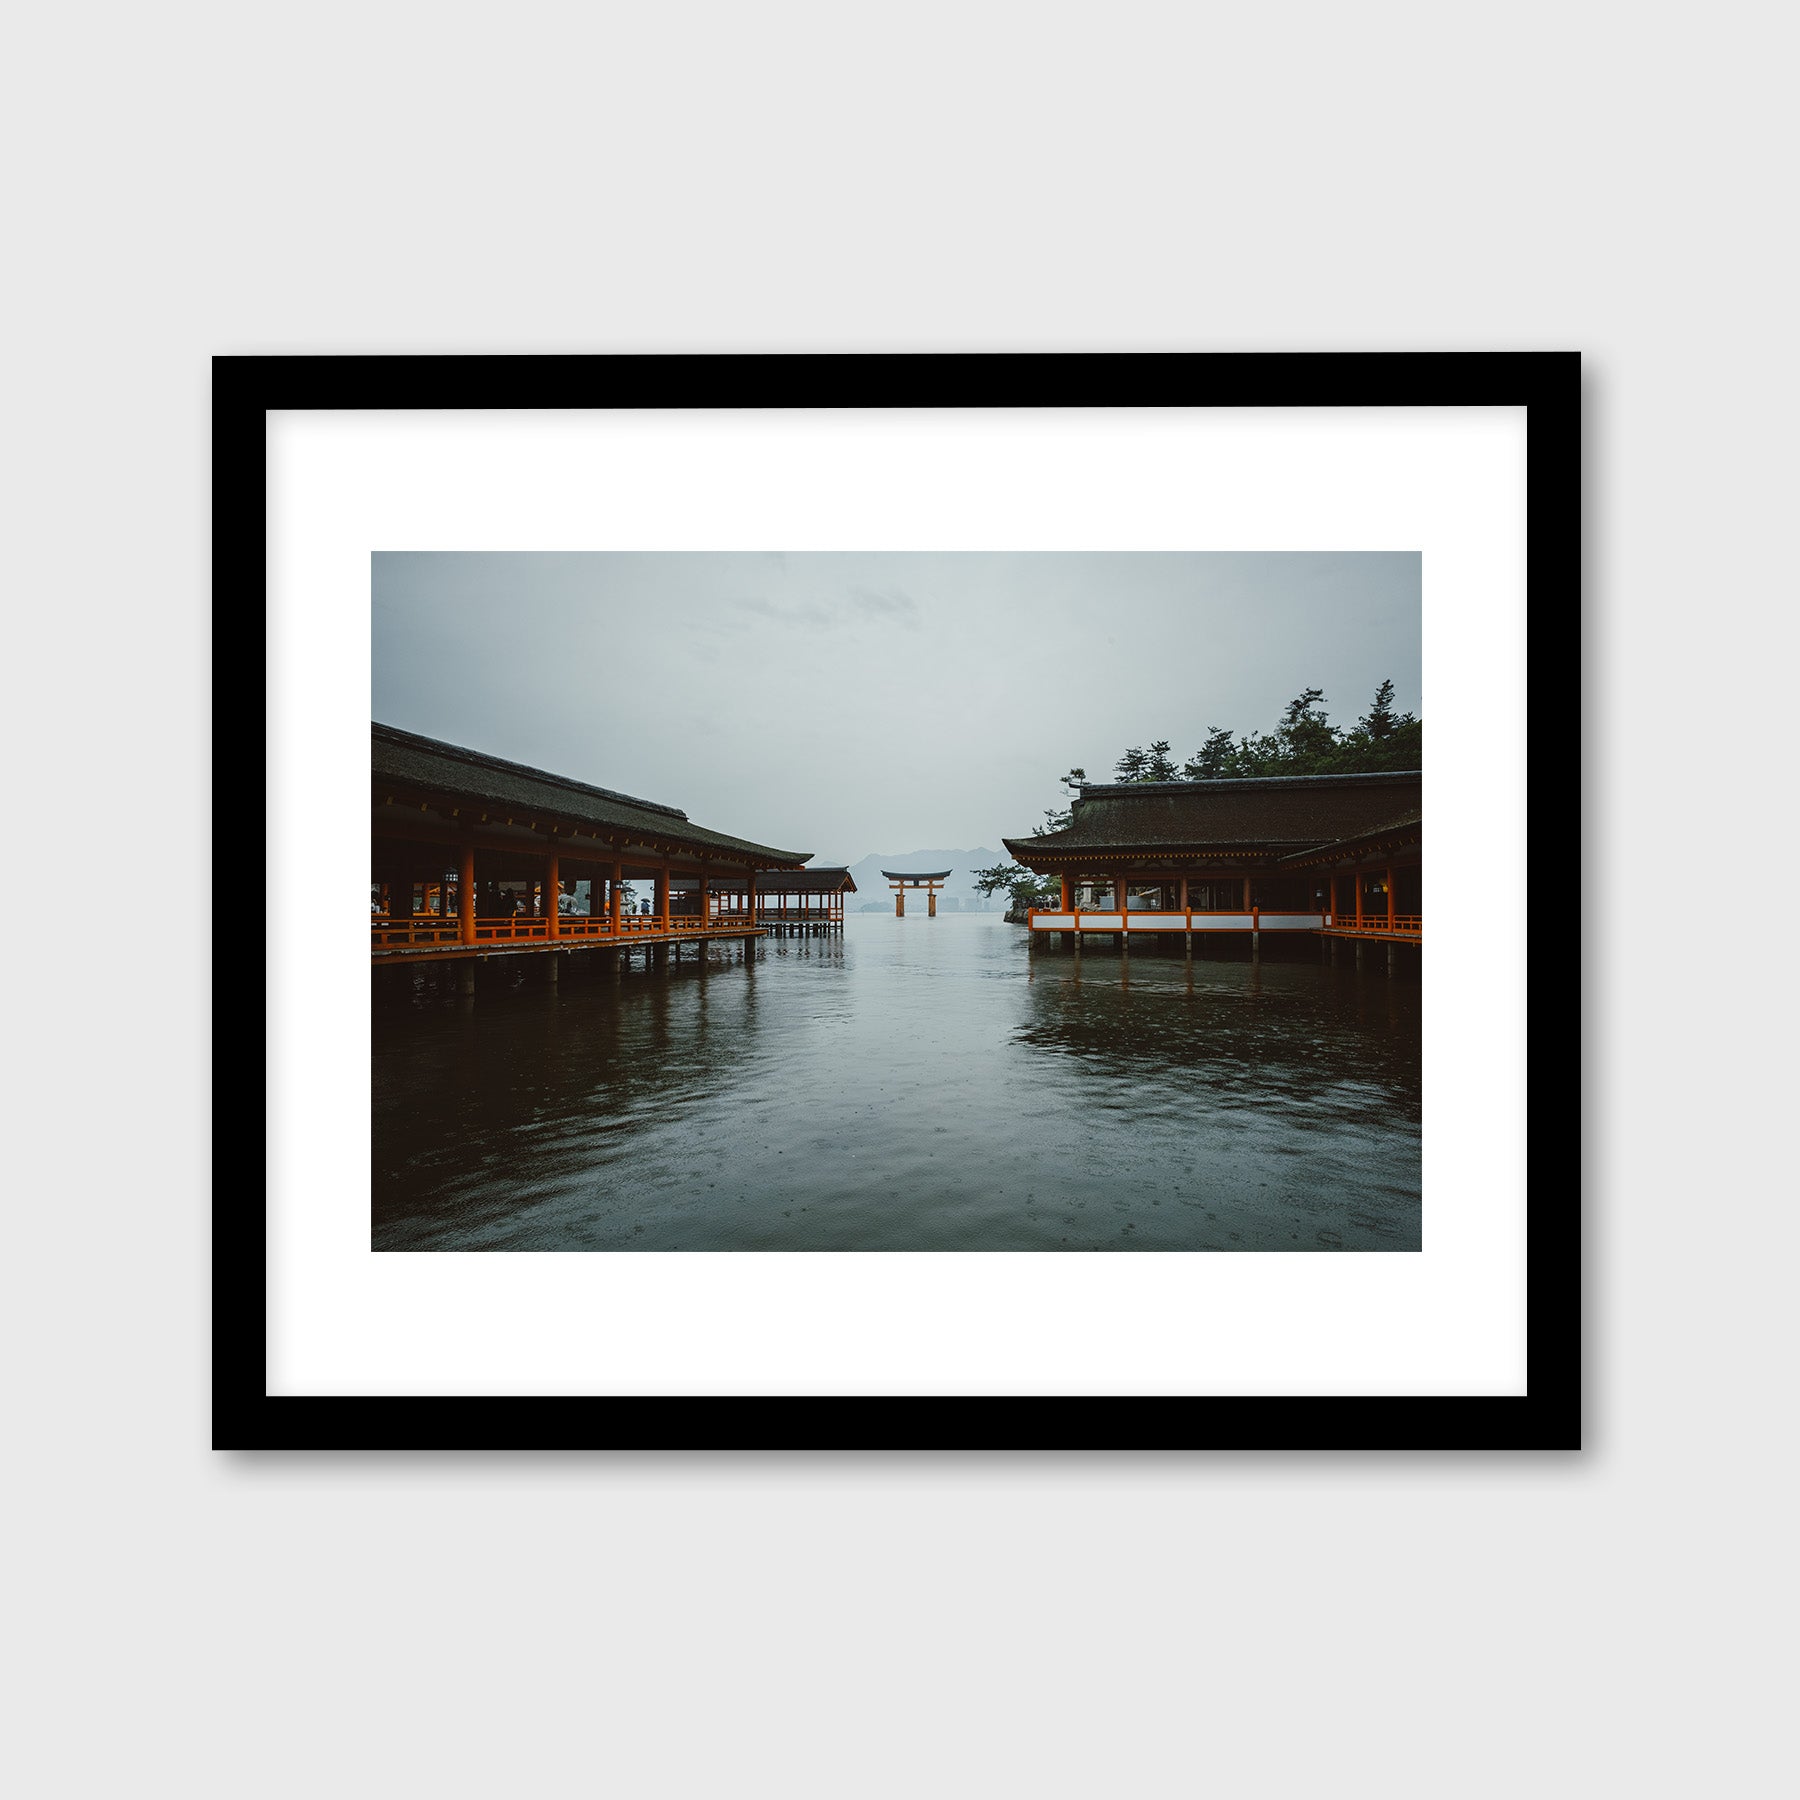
<box><xmin>842</xmin><ymin>848</ymin><xmax>1005</xmax><ymax>908</ymax></box>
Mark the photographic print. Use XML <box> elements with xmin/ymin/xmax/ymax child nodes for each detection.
<box><xmin>231</xmin><ymin>351</ymin><xmax>1571</xmax><ymax>1448</ymax></box>
<box><xmin>370</xmin><ymin>551</ymin><xmax>1422</xmax><ymax>1254</ymax></box>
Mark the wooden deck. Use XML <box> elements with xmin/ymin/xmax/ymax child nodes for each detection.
<box><xmin>372</xmin><ymin>915</ymin><xmax>764</xmax><ymax>965</ymax></box>
<box><xmin>1027</xmin><ymin>908</ymin><xmax>1422</xmax><ymax>945</ymax></box>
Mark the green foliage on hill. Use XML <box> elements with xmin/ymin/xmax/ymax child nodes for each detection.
<box><xmin>1134</xmin><ymin>680</ymin><xmax>1420</xmax><ymax>783</ymax></box>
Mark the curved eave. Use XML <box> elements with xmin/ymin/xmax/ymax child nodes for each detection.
<box><xmin>709</xmin><ymin>870</ymin><xmax>858</xmax><ymax>893</ymax></box>
<box><xmin>373</xmin><ymin>721</ymin><xmax>811</xmax><ymax>865</ymax></box>
<box><xmin>375</xmin><ymin>784</ymin><xmax>810</xmax><ymax>867</ymax></box>
<box><xmin>1001</xmin><ymin>837</ymin><xmax>1325</xmax><ymax>866</ymax></box>
<box><xmin>1279</xmin><ymin>823</ymin><xmax>1423</xmax><ymax>869</ymax></box>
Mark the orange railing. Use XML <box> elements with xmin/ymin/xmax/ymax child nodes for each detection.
<box><xmin>1326</xmin><ymin>913</ymin><xmax>1422</xmax><ymax>938</ymax></box>
<box><xmin>1022</xmin><ymin>907</ymin><xmax>1420</xmax><ymax>941</ymax></box>
<box><xmin>473</xmin><ymin>916</ymin><xmax>551</xmax><ymax>944</ymax></box>
<box><xmin>371</xmin><ymin>910</ymin><xmax>763</xmax><ymax>952</ymax></box>
<box><xmin>1026</xmin><ymin>908</ymin><xmax>1263</xmax><ymax>926</ymax></box>
<box><xmin>371</xmin><ymin>916</ymin><xmax>463</xmax><ymax>948</ymax></box>
<box><xmin>554</xmin><ymin>915</ymin><xmax>614</xmax><ymax>939</ymax></box>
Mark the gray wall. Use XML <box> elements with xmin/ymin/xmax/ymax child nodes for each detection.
<box><xmin>7</xmin><ymin>7</ymin><xmax>1783</xmax><ymax>1798</ymax></box>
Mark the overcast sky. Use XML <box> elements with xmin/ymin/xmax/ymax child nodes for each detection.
<box><xmin>372</xmin><ymin>552</ymin><xmax>1420</xmax><ymax>863</ymax></box>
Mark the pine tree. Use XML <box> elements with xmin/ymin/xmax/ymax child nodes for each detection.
<box><xmin>1032</xmin><ymin>767</ymin><xmax>1086</xmax><ymax>835</ymax></box>
<box><xmin>1336</xmin><ymin>679</ymin><xmax>1420</xmax><ymax>771</ymax></box>
<box><xmin>1144</xmin><ymin>740</ymin><xmax>1177</xmax><ymax>781</ymax></box>
<box><xmin>1233</xmin><ymin>729</ymin><xmax>1283</xmax><ymax>777</ymax></box>
<box><xmin>1114</xmin><ymin>745</ymin><xmax>1150</xmax><ymax>782</ymax></box>
<box><xmin>1276</xmin><ymin>687</ymin><xmax>1338</xmax><ymax>770</ymax></box>
<box><xmin>1183</xmin><ymin>726</ymin><xmax>1238</xmax><ymax>779</ymax></box>
<box><xmin>1361</xmin><ymin>678</ymin><xmax>1398</xmax><ymax>742</ymax></box>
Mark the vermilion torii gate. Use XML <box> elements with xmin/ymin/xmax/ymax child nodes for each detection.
<box><xmin>884</xmin><ymin>869</ymin><xmax>951</xmax><ymax>917</ymax></box>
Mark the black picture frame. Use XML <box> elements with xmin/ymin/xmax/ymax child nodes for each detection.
<box><xmin>220</xmin><ymin>351</ymin><xmax>1578</xmax><ymax>1452</ymax></box>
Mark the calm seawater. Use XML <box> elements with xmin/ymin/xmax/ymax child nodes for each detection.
<box><xmin>372</xmin><ymin>915</ymin><xmax>1420</xmax><ymax>1251</ymax></box>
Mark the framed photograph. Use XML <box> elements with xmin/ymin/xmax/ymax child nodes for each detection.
<box><xmin>224</xmin><ymin>352</ymin><xmax>1576</xmax><ymax>1449</ymax></box>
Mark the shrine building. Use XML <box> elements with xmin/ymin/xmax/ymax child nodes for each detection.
<box><xmin>708</xmin><ymin>867</ymin><xmax>856</xmax><ymax>935</ymax></box>
<box><xmin>1002</xmin><ymin>771</ymin><xmax>1421</xmax><ymax>953</ymax></box>
<box><xmin>371</xmin><ymin>723</ymin><xmax>812</xmax><ymax>968</ymax></box>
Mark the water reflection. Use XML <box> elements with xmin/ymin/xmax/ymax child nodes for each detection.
<box><xmin>373</xmin><ymin>920</ymin><xmax>1419</xmax><ymax>1252</ymax></box>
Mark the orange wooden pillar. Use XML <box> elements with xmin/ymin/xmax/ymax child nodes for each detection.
<box><xmin>1386</xmin><ymin>864</ymin><xmax>1395</xmax><ymax>932</ymax></box>
<box><xmin>928</xmin><ymin>885</ymin><xmax>936</xmax><ymax>918</ymax></box>
<box><xmin>611</xmin><ymin>859</ymin><xmax>624</xmax><ymax>934</ymax></box>
<box><xmin>895</xmin><ymin>885</ymin><xmax>904</xmax><ymax>917</ymax></box>
<box><xmin>1060</xmin><ymin>875</ymin><xmax>1071</xmax><ymax>912</ymax></box>
<box><xmin>659</xmin><ymin>860</ymin><xmax>671</xmax><ymax>935</ymax></box>
<box><xmin>458</xmin><ymin>841</ymin><xmax>476</xmax><ymax>946</ymax></box>
<box><xmin>1242</xmin><ymin>874</ymin><xmax>1252</xmax><ymax>915</ymax></box>
<box><xmin>546</xmin><ymin>850</ymin><xmax>560</xmax><ymax>939</ymax></box>
<box><xmin>1355</xmin><ymin>869</ymin><xmax>1364</xmax><ymax>930</ymax></box>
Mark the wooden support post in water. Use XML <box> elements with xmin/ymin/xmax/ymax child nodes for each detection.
<box><xmin>459</xmin><ymin>840</ymin><xmax>476</xmax><ymax>946</ymax></box>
